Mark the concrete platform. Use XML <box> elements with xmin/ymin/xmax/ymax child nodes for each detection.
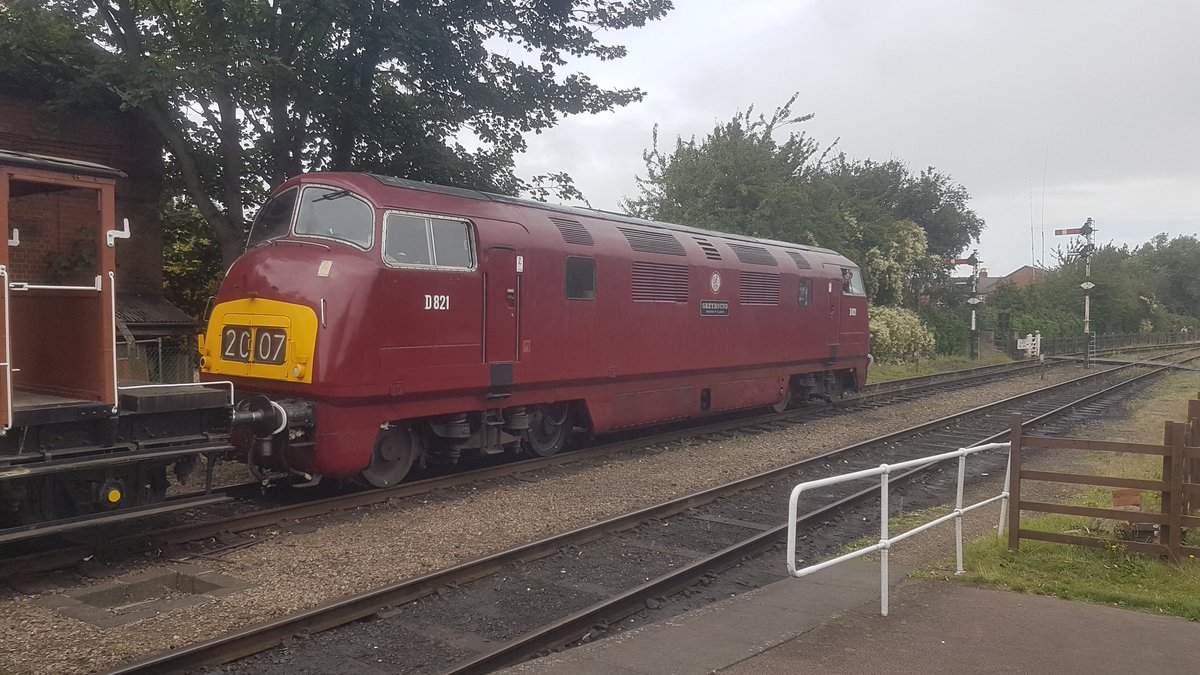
<box><xmin>502</xmin><ymin>559</ymin><xmax>896</xmax><ymax>675</ymax></box>
<box><xmin>504</xmin><ymin>560</ymin><xmax>1200</xmax><ymax>675</ymax></box>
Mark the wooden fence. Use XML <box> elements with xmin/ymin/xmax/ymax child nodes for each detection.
<box><xmin>1007</xmin><ymin>401</ymin><xmax>1200</xmax><ymax>560</ymax></box>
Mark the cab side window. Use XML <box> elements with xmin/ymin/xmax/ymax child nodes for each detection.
<box><xmin>383</xmin><ymin>213</ymin><xmax>475</xmax><ymax>270</ymax></box>
<box><xmin>840</xmin><ymin>267</ymin><xmax>866</xmax><ymax>296</ymax></box>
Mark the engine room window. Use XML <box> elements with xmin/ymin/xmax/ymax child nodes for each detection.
<box><xmin>247</xmin><ymin>187</ymin><xmax>298</xmax><ymax>248</ymax></box>
<box><xmin>565</xmin><ymin>257</ymin><xmax>596</xmax><ymax>300</ymax></box>
<box><xmin>383</xmin><ymin>213</ymin><xmax>475</xmax><ymax>269</ymax></box>
<box><xmin>798</xmin><ymin>278</ymin><xmax>812</xmax><ymax>307</ymax></box>
<box><xmin>294</xmin><ymin>186</ymin><xmax>374</xmax><ymax>249</ymax></box>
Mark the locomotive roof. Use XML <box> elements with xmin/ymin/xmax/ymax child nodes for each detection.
<box><xmin>365</xmin><ymin>174</ymin><xmax>844</xmax><ymax>261</ymax></box>
<box><xmin>0</xmin><ymin>148</ymin><xmax>126</xmax><ymax>180</ymax></box>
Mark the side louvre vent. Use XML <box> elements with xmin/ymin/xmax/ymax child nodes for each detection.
<box><xmin>631</xmin><ymin>261</ymin><xmax>689</xmax><ymax>302</ymax></box>
<box><xmin>692</xmin><ymin>237</ymin><xmax>722</xmax><ymax>261</ymax></box>
<box><xmin>739</xmin><ymin>271</ymin><xmax>781</xmax><ymax>305</ymax></box>
<box><xmin>786</xmin><ymin>251</ymin><xmax>812</xmax><ymax>269</ymax></box>
<box><xmin>551</xmin><ymin>217</ymin><xmax>594</xmax><ymax>246</ymax></box>
<box><xmin>618</xmin><ymin>227</ymin><xmax>687</xmax><ymax>256</ymax></box>
<box><xmin>728</xmin><ymin>243</ymin><xmax>777</xmax><ymax>266</ymax></box>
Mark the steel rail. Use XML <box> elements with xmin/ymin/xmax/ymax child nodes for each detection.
<box><xmin>103</xmin><ymin>348</ymin><xmax>1200</xmax><ymax>674</ymax></box>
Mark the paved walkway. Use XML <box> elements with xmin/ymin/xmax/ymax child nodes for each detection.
<box><xmin>503</xmin><ymin>560</ymin><xmax>1200</xmax><ymax>674</ymax></box>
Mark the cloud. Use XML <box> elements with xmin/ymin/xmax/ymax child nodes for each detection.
<box><xmin>514</xmin><ymin>0</ymin><xmax>1199</xmax><ymax>275</ymax></box>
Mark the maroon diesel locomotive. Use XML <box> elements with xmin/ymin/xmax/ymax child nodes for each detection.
<box><xmin>200</xmin><ymin>173</ymin><xmax>870</xmax><ymax>486</ymax></box>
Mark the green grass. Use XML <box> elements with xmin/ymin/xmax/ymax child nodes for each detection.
<box><xmin>961</xmin><ymin>530</ymin><xmax>1200</xmax><ymax>620</ymax></box>
<box><xmin>867</xmin><ymin>350</ymin><xmax>1013</xmax><ymax>384</ymax></box>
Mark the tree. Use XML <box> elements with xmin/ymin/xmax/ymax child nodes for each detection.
<box><xmin>622</xmin><ymin>94</ymin><xmax>837</xmax><ymax>244</ymax></box>
<box><xmin>823</xmin><ymin>157</ymin><xmax>984</xmax><ymax>261</ymax></box>
<box><xmin>1</xmin><ymin>0</ymin><xmax>671</xmax><ymax>264</ymax></box>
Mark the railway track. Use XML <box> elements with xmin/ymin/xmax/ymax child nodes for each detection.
<box><xmin>0</xmin><ymin>345</ymin><xmax>1173</xmax><ymax>579</ymax></box>
<box><xmin>103</xmin><ymin>348</ymin><xmax>1200</xmax><ymax>674</ymax></box>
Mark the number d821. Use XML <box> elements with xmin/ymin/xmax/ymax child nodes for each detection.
<box><xmin>424</xmin><ymin>294</ymin><xmax>450</xmax><ymax>311</ymax></box>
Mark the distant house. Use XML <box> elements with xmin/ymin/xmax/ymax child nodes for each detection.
<box><xmin>953</xmin><ymin>265</ymin><xmax>1048</xmax><ymax>300</ymax></box>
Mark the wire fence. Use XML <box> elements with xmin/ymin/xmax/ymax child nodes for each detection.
<box><xmin>116</xmin><ymin>336</ymin><xmax>197</xmax><ymax>384</ymax></box>
<box><xmin>1035</xmin><ymin>331</ymin><xmax>1193</xmax><ymax>357</ymax></box>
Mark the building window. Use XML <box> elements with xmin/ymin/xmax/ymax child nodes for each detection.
<box><xmin>565</xmin><ymin>256</ymin><xmax>596</xmax><ymax>300</ymax></box>
<box><xmin>798</xmin><ymin>278</ymin><xmax>812</xmax><ymax>307</ymax></box>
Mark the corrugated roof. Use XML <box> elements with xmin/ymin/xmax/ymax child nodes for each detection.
<box><xmin>0</xmin><ymin>148</ymin><xmax>126</xmax><ymax>180</ymax></box>
<box><xmin>116</xmin><ymin>294</ymin><xmax>195</xmax><ymax>336</ymax></box>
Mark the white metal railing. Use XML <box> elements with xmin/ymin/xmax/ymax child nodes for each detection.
<box><xmin>786</xmin><ymin>441</ymin><xmax>1012</xmax><ymax>616</ymax></box>
<box><xmin>0</xmin><ymin>265</ymin><xmax>10</xmax><ymax>434</ymax></box>
<box><xmin>8</xmin><ymin>275</ymin><xmax>103</xmax><ymax>292</ymax></box>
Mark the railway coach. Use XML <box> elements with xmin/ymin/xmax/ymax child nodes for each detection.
<box><xmin>0</xmin><ymin>149</ymin><xmax>237</xmax><ymax>535</ymax></box>
<box><xmin>200</xmin><ymin>172</ymin><xmax>870</xmax><ymax>487</ymax></box>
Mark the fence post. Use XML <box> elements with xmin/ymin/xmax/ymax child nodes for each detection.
<box><xmin>1007</xmin><ymin>415</ymin><xmax>1023</xmax><ymax>551</ymax></box>
<box><xmin>1187</xmin><ymin>397</ymin><xmax>1200</xmax><ymax>519</ymax></box>
<box><xmin>1167</xmin><ymin>421</ymin><xmax>1186</xmax><ymax>561</ymax></box>
<box><xmin>1162</xmin><ymin>421</ymin><xmax>1175</xmax><ymax>555</ymax></box>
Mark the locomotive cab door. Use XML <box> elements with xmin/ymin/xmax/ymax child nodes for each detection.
<box><xmin>824</xmin><ymin>267</ymin><xmax>842</xmax><ymax>362</ymax></box>
<box><xmin>484</xmin><ymin>246</ymin><xmax>520</xmax><ymax>393</ymax></box>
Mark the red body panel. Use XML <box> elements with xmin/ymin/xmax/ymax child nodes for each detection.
<box><xmin>208</xmin><ymin>173</ymin><xmax>871</xmax><ymax>477</ymax></box>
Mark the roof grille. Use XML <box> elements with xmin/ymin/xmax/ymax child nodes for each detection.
<box><xmin>786</xmin><ymin>251</ymin><xmax>812</xmax><ymax>269</ymax></box>
<box><xmin>618</xmin><ymin>227</ymin><xmax>687</xmax><ymax>256</ymax></box>
<box><xmin>631</xmin><ymin>262</ymin><xmax>689</xmax><ymax>303</ymax></box>
<box><xmin>728</xmin><ymin>243</ymin><xmax>777</xmax><ymax>266</ymax></box>
<box><xmin>550</xmin><ymin>217</ymin><xmax>593</xmax><ymax>246</ymax></box>
<box><xmin>692</xmin><ymin>237</ymin><xmax>722</xmax><ymax>261</ymax></box>
<box><xmin>739</xmin><ymin>271</ymin><xmax>780</xmax><ymax>305</ymax></box>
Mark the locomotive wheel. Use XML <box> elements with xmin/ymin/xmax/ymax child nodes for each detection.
<box><xmin>361</xmin><ymin>426</ymin><xmax>418</xmax><ymax>488</ymax></box>
<box><xmin>521</xmin><ymin>403</ymin><xmax>571</xmax><ymax>457</ymax></box>
<box><xmin>771</xmin><ymin>387</ymin><xmax>792</xmax><ymax>413</ymax></box>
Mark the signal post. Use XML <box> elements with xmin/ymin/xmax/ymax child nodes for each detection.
<box><xmin>947</xmin><ymin>251</ymin><xmax>982</xmax><ymax>360</ymax></box>
<box><xmin>1055</xmin><ymin>218</ymin><xmax>1097</xmax><ymax>366</ymax></box>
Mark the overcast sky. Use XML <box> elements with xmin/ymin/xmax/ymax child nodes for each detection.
<box><xmin>511</xmin><ymin>0</ymin><xmax>1199</xmax><ymax>276</ymax></box>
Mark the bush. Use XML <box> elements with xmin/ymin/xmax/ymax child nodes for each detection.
<box><xmin>920</xmin><ymin>308</ymin><xmax>970</xmax><ymax>355</ymax></box>
<box><xmin>869</xmin><ymin>306</ymin><xmax>936</xmax><ymax>363</ymax></box>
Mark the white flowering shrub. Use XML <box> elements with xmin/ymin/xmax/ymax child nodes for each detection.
<box><xmin>869</xmin><ymin>306</ymin><xmax>936</xmax><ymax>363</ymax></box>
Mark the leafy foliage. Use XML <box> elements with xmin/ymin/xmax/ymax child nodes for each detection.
<box><xmin>868</xmin><ymin>306</ymin><xmax>936</xmax><ymax>363</ymax></box>
<box><xmin>919</xmin><ymin>306</ymin><xmax>971</xmax><ymax>355</ymax></box>
<box><xmin>975</xmin><ymin>236</ymin><xmax>1200</xmax><ymax>339</ymax></box>
<box><xmin>1</xmin><ymin>0</ymin><xmax>671</xmax><ymax>263</ymax></box>
<box><xmin>162</xmin><ymin>200</ymin><xmax>224</xmax><ymax>320</ymax></box>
